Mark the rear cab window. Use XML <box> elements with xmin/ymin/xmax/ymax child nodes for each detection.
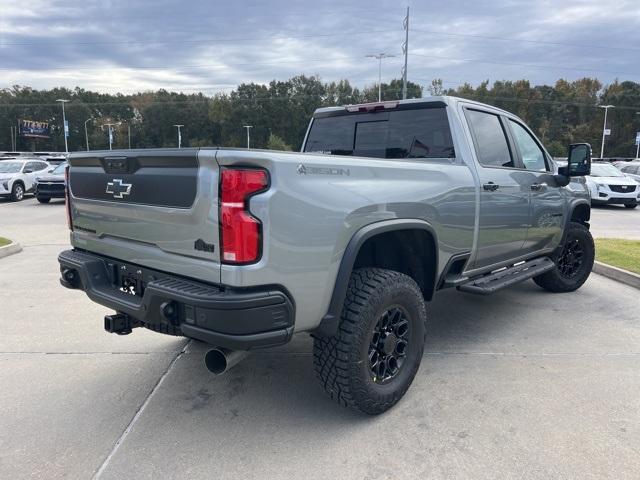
<box><xmin>304</xmin><ymin>104</ymin><xmax>455</xmax><ymax>160</ymax></box>
<box><xmin>464</xmin><ymin>109</ymin><xmax>514</xmax><ymax>168</ymax></box>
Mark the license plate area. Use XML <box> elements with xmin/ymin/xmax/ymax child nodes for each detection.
<box><xmin>106</xmin><ymin>261</ymin><xmax>155</xmax><ymax>298</ymax></box>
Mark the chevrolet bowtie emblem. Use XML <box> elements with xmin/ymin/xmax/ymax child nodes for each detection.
<box><xmin>106</xmin><ymin>179</ymin><xmax>132</xmax><ymax>199</ymax></box>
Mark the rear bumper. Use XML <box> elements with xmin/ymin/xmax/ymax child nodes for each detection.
<box><xmin>58</xmin><ymin>249</ymin><xmax>295</xmax><ymax>350</ymax></box>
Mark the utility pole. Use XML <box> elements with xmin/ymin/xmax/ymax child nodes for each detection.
<box><xmin>102</xmin><ymin>122</ymin><xmax>118</xmax><ymax>150</ymax></box>
<box><xmin>243</xmin><ymin>125</ymin><xmax>253</xmax><ymax>149</ymax></box>
<box><xmin>635</xmin><ymin>112</ymin><xmax>640</xmax><ymax>158</ymax></box>
<box><xmin>402</xmin><ymin>6</ymin><xmax>410</xmax><ymax>100</ymax></box>
<box><xmin>56</xmin><ymin>99</ymin><xmax>70</xmax><ymax>153</ymax></box>
<box><xmin>599</xmin><ymin>105</ymin><xmax>614</xmax><ymax>158</ymax></box>
<box><xmin>173</xmin><ymin>124</ymin><xmax>183</xmax><ymax>148</ymax></box>
<box><xmin>366</xmin><ymin>53</ymin><xmax>395</xmax><ymax>102</ymax></box>
<box><xmin>84</xmin><ymin>118</ymin><xmax>92</xmax><ymax>151</ymax></box>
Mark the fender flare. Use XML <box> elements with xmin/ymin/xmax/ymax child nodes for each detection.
<box><xmin>314</xmin><ymin>219</ymin><xmax>438</xmax><ymax>337</ymax></box>
<box><xmin>561</xmin><ymin>200</ymin><xmax>591</xmax><ymax>244</ymax></box>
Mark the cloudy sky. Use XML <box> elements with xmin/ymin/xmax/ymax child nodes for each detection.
<box><xmin>1</xmin><ymin>0</ymin><xmax>639</xmax><ymax>95</ymax></box>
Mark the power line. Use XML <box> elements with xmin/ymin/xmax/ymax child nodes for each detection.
<box><xmin>410</xmin><ymin>53</ymin><xmax>640</xmax><ymax>78</ymax></box>
<box><xmin>0</xmin><ymin>28</ymin><xmax>399</xmax><ymax>47</ymax></box>
<box><xmin>0</xmin><ymin>54</ymin><xmax>401</xmax><ymax>71</ymax></box>
<box><xmin>411</xmin><ymin>28</ymin><xmax>640</xmax><ymax>53</ymax></box>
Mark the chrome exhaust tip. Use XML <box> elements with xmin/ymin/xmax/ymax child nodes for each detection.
<box><xmin>204</xmin><ymin>348</ymin><xmax>248</xmax><ymax>375</ymax></box>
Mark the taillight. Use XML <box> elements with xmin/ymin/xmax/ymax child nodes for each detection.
<box><xmin>65</xmin><ymin>165</ymin><xmax>73</xmax><ymax>231</ymax></box>
<box><xmin>219</xmin><ymin>167</ymin><xmax>269</xmax><ymax>264</ymax></box>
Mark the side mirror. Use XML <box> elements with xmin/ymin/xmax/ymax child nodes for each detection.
<box><xmin>559</xmin><ymin>143</ymin><xmax>591</xmax><ymax>177</ymax></box>
<box><xmin>23</xmin><ymin>169</ymin><xmax>33</xmax><ymax>174</ymax></box>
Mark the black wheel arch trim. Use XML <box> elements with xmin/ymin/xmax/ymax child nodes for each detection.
<box><xmin>561</xmin><ymin>200</ymin><xmax>591</xmax><ymax>245</ymax></box>
<box><xmin>314</xmin><ymin>219</ymin><xmax>439</xmax><ymax>337</ymax></box>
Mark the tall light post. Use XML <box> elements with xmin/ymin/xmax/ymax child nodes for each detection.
<box><xmin>84</xmin><ymin>118</ymin><xmax>92</xmax><ymax>151</ymax></box>
<box><xmin>366</xmin><ymin>53</ymin><xmax>395</xmax><ymax>102</ymax></box>
<box><xmin>56</xmin><ymin>99</ymin><xmax>70</xmax><ymax>153</ymax></box>
<box><xmin>102</xmin><ymin>122</ymin><xmax>119</xmax><ymax>150</ymax></box>
<box><xmin>243</xmin><ymin>125</ymin><xmax>253</xmax><ymax>149</ymax></box>
<box><xmin>173</xmin><ymin>124</ymin><xmax>183</xmax><ymax>148</ymax></box>
<box><xmin>599</xmin><ymin>105</ymin><xmax>614</xmax><ymax>158</ymax></box>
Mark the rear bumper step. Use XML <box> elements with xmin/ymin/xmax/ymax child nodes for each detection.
<box><xmin>58</xmin><ymin>249</ymin><xmax>295</xmax><ymax>349</ymax></box>
<box><xmin>458</xmin><ymin>257</ymin><xmax>555</xmax><ymax>295</ymax></box>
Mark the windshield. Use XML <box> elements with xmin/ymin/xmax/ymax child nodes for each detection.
<box><xmin>590</xmin><ymin>163</ymin><xmax>625</xmax><ymax>177</ymax></box>
<box><xmin>52</xmin><ymin>162</ymin><xmax>67</xmax><ymax>175</ymax></box>
<box><xmin>304</xmin><ymin>106</ymin><xmax>455</xmax><ymax>159</ymax></box>
<box><xmin>0</xmin><ymin>162</ymin><xmax>23</xmax><ymax>174</ymax></box>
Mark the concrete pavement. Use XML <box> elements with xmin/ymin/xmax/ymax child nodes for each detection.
<box><xmin>1</xmin><ymin>197</ymin><xmax>639</xmax><ymax>479</ymax></box>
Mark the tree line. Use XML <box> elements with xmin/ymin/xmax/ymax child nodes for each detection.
<box><xmin>1</xmin><ymin>75</ymin><xmax>640</xmax><ymax>157</ymax></box>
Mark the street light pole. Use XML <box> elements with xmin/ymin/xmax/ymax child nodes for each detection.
<box><xmin>243</xmin><ymin>125</ymin><xmax>253</xmax><ymax>149</ymax></box>
<box><xmin>84</xmin><ymin>118</ymin><xmax>92</xmax><ymax>151</ymax></box>
<box><xmin>173</xmin><ymin>124</ymin><xmax>183</xmax><ymax>148</ymax></box>
<box><xmin>102</xmin><ymin>122</ymin><xmax>118</xmax><ymax>150</ymax></box>
<box><xmin>599</xmin><ymin>105</ymin><xmax>614</xmax><ymax>158</ymax></box>
<box><xmin>366</xmin><ymin>53</ymin><xmax>395</xmax><ymax>102</ymax></box>
<box><xmin>56</xmin><ymin>99</ymin><xmax>70</xmax><ymax>153</ymax></box>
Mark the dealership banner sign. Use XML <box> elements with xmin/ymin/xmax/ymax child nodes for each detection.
<box><xmin>19</xmin><ymin>119</ymin><xmax>50</xmax><ymax>138</ymax></box>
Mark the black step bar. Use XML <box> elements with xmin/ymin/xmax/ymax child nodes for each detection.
<box><xmin>458</xmin><ymin>257</ymin><xmax>555</xmax><ymax>295</ymax></box>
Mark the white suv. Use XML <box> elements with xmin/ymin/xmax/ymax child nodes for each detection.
<box><xmin>0</xmin><ymin>158</ymin><xmax>51</xmax><ymax>201</ymax></box>
<box><xmin>586</xmin><ymin>162</ymin><xmax>639</xmax><ymax>209</ymax></box>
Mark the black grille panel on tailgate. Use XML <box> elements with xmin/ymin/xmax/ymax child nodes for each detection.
<box><xmin>68</xmin><ymin>149</ymin><xmax>198</xmax><ymax>208</ymax></box>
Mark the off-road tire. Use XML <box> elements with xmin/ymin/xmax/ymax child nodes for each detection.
<box><xmin>37</xmin><ymin>196</ymin><xmax>51</xmax><ymax>204</ymax></box>
<box><xmin>313</xmin><ymin>268</ymin><xmax>427</xmax><ymax>415</ymax></box>
<box><xmin>10</xmin><ymin>183</ymin><xmax>24</xmax><ymax>202</ymax></box>
<box><xmin>533</xmin><ymin>222</ymin><xmax>594</xmax><ymax>293</ymax></box>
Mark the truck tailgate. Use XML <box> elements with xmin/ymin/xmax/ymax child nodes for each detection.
<box><xmin>67</xmin><ymin>149</ymin><xmax>221</xmax><ymax>283</ymax></box>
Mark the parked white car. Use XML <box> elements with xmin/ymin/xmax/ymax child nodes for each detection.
<box><xmin>0</xmin><ymin>158</ymin><xmax>51</xmax><ymax>201</ymax></box>
<box><xmin>586</xmin><ymin>162</ymin><xmax>639</xmax><ymax>209</ymax></box>
<box><xmin>614</xmin><ymin>161</ymin><xmax>640</xmax><ymax>184</ymax></box>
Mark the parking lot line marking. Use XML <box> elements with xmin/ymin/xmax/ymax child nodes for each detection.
<box><xmin>91</xmin><ymin>340</ymin><xmax>191</xmax><ymax>480</ymax></box>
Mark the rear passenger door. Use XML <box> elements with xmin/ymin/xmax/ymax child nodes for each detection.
<box><xmin>506</xmin><ymin>119</ymin><xmax>564</xmax><ymax>252</ymax></box>
<box><xmin>464</xmin><ymin>108</ymin><xmax>530</xmax><ymax>270</ymax></box>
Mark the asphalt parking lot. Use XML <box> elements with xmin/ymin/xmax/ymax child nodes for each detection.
<box><xmin>1</xmin><ymin>197</ymin><xmax>639</xmax><ymax>480</ymax></box>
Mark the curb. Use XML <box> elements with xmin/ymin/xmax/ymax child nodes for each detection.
<box><xmin>0</xmin><ymin>241</ymin><xmax>22</xmax><ymax>259</ymax></box>
<box><xmin>593</xmin><ymin>261</ymin><xmax>640</xmax><ymax>290</ymax></box>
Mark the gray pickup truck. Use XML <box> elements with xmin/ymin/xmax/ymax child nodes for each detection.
<box><xmin>58</xmin><ymin>96</ymin><xmax>594</xmax><ymax>414</ymax></box>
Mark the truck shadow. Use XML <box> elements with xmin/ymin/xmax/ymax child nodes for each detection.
<box><xmin>168</xmin><ymin>280</ymin><xmax>558</xmax><ymax>423</ymax></box>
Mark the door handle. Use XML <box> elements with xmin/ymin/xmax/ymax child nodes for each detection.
<box><xmin>530</xmin><ymin>183</ymin><xmax>547</xmax><ymax>191</ymax></box>
<box><xmin>483</xmin><ymin>182</ymin><xmax>499</xmax><ymax>191</ymax></box>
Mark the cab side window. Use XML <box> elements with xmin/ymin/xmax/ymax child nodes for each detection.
<box><xmin>508</xmin><ymin>120</ymin><xmax>548</xmax><ymax>172</ymax></box>
<box><xmin>465</xmin><ymin>109</ymin><xmax>514</xmax><ymax>168</ymax></box>
<box><xmin>36</xmin><ymin>162</ymin><xmax>49</xmax><ymax>171</ymax></box>
<box><xmin>24</xmin><ymin>162</ymin><xmax>38</xmax><ymax>172</ymax></box>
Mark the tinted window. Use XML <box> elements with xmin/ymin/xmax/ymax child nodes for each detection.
<box><xmin>52</xmin><ymin>162</ymin><xmax>68</xmax><ymax>174</ymax></box>
<box><xmin>466</xmin><ymin>110</ymin><xmax>513</xmax><ymax>168</ymax></box>
<box><xmin>24</xmin><ymin>161</ymin><xmax>37</xmax><ymax>172</ymax></box>
<box><xmin>621</xmin><ymin>165</ymin><xmax>640</xmax><ymax>174</ymax></box>
<box><xmin>304</xmin><ymin>107</ymin><xmax>455</xmax><ymax>159</ymax></box>
<box><xmin>37</xmin><ymin>162</ymin><xmax>49</xmax><ymax>171</ymax></box>
<box><xmin>509</xmin><ymin>120</ymin><xmax>547</xmax><ymax>171</ymax></box>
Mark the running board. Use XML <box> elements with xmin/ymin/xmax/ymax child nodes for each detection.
<box><xmin>458</xmin><ymin>257</ymin><xmax>555</xmax><ymax>295</ymax></box>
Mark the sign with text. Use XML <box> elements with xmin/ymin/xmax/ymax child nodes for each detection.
<box><xmin>19</xmin><ymin>119</ymin><xmax>50</xmax><ymax>138</ymax></box>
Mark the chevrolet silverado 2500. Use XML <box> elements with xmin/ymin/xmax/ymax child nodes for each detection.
<box><xmin>58</xmin><ymin>96</ymin><xmax>594</xmax><ymax>414</ymax></box>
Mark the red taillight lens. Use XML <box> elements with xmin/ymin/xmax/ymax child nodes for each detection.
<box><xmin>65</xmin><ymin>165</ymin><xmax>73</xmax><ymax>231</ymax></box>
<box><xmin>219</xmin><ymin>168</ymin><xmax>269</xmax><ymax>264</ymax></box>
